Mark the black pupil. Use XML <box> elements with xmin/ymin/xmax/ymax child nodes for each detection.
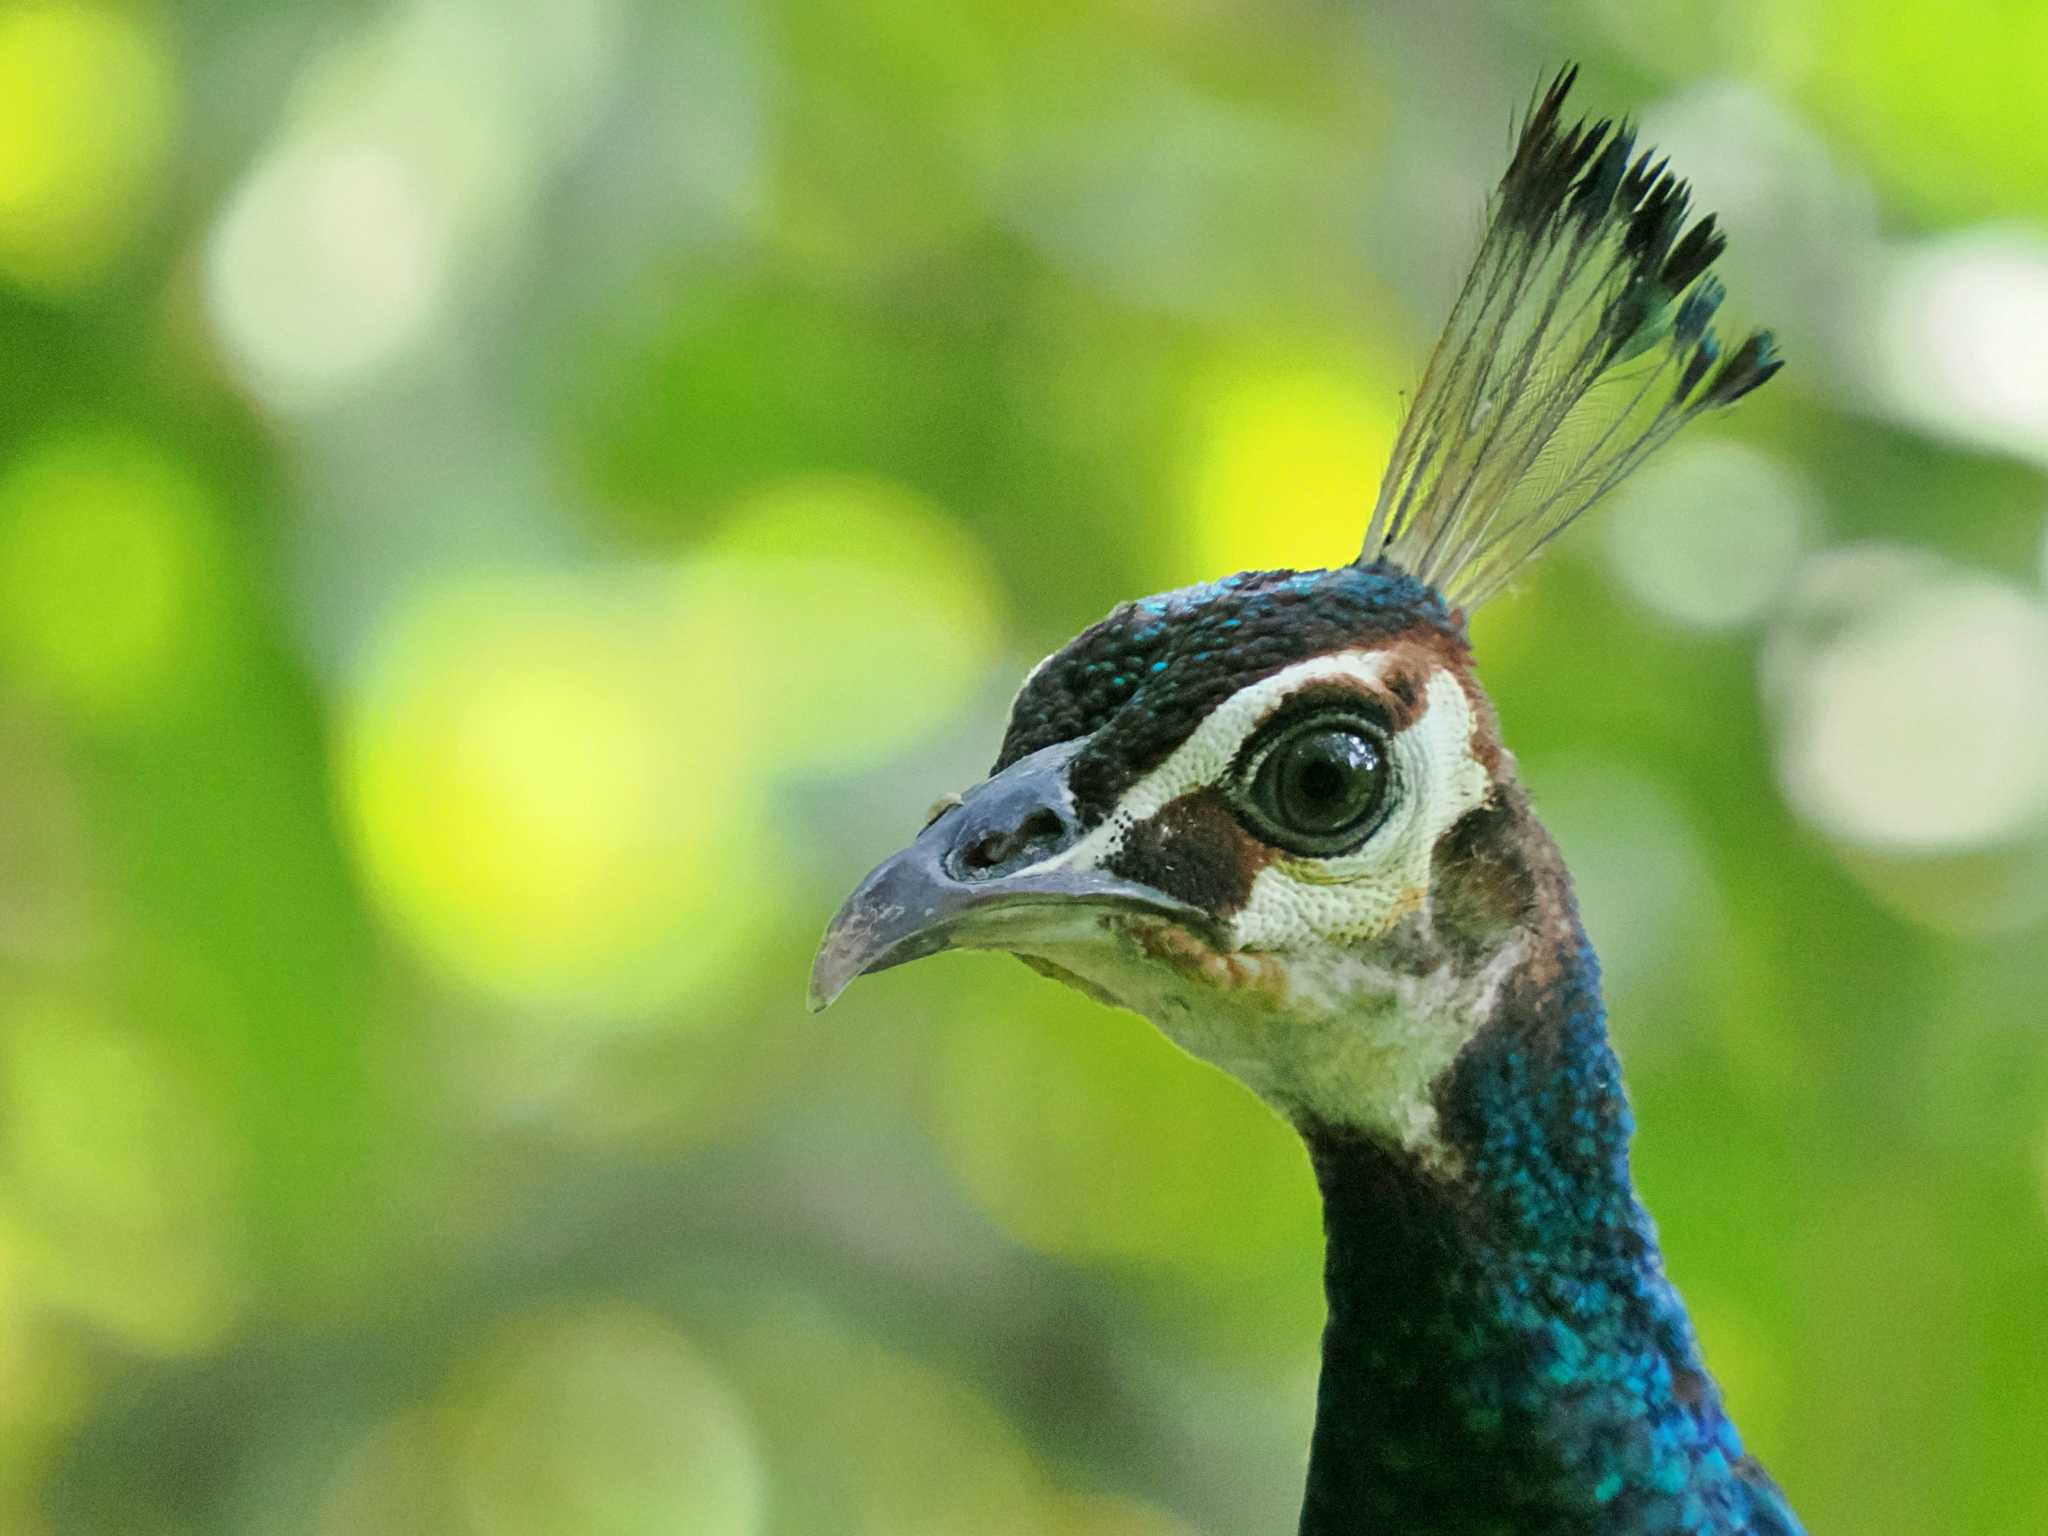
<box><xmin>1273</xmin><ymin>727</ymin><xmax>1381</xmax><ymax>833</ymax></box>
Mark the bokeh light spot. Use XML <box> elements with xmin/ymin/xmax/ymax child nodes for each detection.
<box><xmin>0</xmin><ymin>1</ymin><xmax>177</xmax><ymax>291</ymax></box>
<box><xmin>0</xmin><ymin>997</ymin><xmax>241</xmax><ymax>1355</ymax></box>
<box><xmin>1182</xmin><ymin>360</ymin><xmax>1398</xmax><ymax>582</ymax></box>
<box><xmin>1773</xmin><ymin>554</ymin><xmax>2048</xmax><ymax>853</ymax></box>
<box><xmin>342</xmin><ymin>568</ymin><xmax>769</xmax><ymax>1019</ymax></box>
<box><xmin>692</xmin><ymin>476</ymin><xmax>1002</xmax><ymax>774</ymax></box>
<box><xmin>203</xmin><ymin>0</ymin><xmax>623</xmax><ymax>412</ymax></box>
<box><xmin>1769</xmin><ymin>547</ymin><xmax>2048</xmax><ymax>932</ymax></box>
<box><xmin>1603</xmin><ymin>442</ymin><xmax>1819</xmax><ymax>631</ymax></box>
<box><xmin>0</xmin><ymin>427</ymin><xmax>217</xmax><ymax>725</ymax></box>
<box><xmin>207</xmin><ymin>132</ymin><xmax>453</xmax><ymax>413</ymax></box>
<box><xmin>449</xmin><ymin>1306</ymin><xmax>762</xmax><ymax>1536</ymax></box>
<box><xmin>1863</xmin><ymin>230</ymin><xmax>2048</xmax><ymax>465</ymax></box>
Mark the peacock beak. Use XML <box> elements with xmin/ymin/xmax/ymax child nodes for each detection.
<box><xmin>809</xmin><ymin>740</ymin><xmax>1208</xmax><ymax>1010</ymax></box>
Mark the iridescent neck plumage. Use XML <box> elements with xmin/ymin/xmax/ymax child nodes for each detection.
<box><xmin>1296</xmin><ymin>932</ymin><xmax>1803</xmax><ymax>1536</ymax></box>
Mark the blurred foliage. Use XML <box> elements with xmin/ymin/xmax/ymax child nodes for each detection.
<box><xmin>1</xmin><ymin>1</ymin><xmax>2046</xmax><ymax>1533</ymax></box>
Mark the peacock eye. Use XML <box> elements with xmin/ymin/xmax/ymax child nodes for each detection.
<box><xmin>1238</xmin><ymin>716</ymin><xmax>1390</xmax><ymax>855</ymax></box>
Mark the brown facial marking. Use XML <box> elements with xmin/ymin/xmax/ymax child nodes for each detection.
<box><xmin>1383</xmin><ymin>664</ymin><xmax>1423</xmax><ymax>720</ymax></box>
<box><xmin>1272</xmin><ymin>645</ymin><xmax>1436</xmax><ymax>738</ymax></box>
<box><xmin>1366</xmin><ymin>628</ymin><xmax>1509</xmax><ymax>781</ymax></box>
<box><xmin>1105</xmin><ymin>787</ymin><xmax>1272</xmax><ymax>917</ymax></box>
<box><xmin>1127</xmin><ymin>917</ymin><xmax>1291</xmax><ymax>1003</ymax></box>
<box><xmin>1426</xmin><ymin>778</ymin><xmax>1578</xmax><ymax>986</ymax></box>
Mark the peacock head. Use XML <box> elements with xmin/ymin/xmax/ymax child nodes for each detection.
<box><xmin>810</xmin><ymin>69</ymin><xmax>1780</xmax><ymax>1155</ymax></box>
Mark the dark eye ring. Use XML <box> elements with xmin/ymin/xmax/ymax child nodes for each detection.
<box><xmin>1235</xmin><ymin>714</ymin><xmax>1392</xmax><ymax>855</ymax></box>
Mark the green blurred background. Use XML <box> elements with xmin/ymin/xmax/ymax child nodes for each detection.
<box><xmin>3</xmin><ymin>0</ymin><xmax>2047</xmax><ymax>1532</ymax></box>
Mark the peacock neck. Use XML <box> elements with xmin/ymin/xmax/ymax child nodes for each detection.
<box><xmin>1295</xmin><ymin>934</ymin><xmax>1800</xmax><ymax>1536</ymax></box>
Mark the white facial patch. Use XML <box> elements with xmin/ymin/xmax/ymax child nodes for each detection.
<box><xmin>1011</xmin><ymin>649</ymin><xmax>1503</xmax><ymax>1158</ymax></box>
<box><xmin>1059</xmin><ymin>651</ymin><xmax>1491</xmax><ymax>949</ymax></box>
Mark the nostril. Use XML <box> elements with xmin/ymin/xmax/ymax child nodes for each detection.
<box><xmin>1016</xmin><ymin>808</ymin><xmax>1065</xmax><ymax>851</ymax></box>
<box><xmin>960</xmin><ymin>830</ymin><xmax>1014</xmax><ymax>871</ymax></box>
<box><xmin>956</xmin><ymin>808</ymin><xmax>1071</xmax><ymax>877</ymax></box>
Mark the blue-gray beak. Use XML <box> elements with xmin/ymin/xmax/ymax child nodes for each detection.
<box><xmin>809</xmin><ymin>740</ymin><xmax>1209</xmax><ymax>1010</ymax></box>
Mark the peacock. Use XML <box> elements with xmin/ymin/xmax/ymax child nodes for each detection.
<box><xmin>811</xmin><ymin>68</ymin><xmax>1799</xmax><ymax>1535</ymax></box>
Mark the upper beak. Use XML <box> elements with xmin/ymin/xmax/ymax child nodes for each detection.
<box><xmin>808</xmin><ymin>740</ymin><xmax>1211</xmax><ymax>1010</ymax></box>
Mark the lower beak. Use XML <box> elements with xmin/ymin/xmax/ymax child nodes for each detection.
<box><xmin>808</xmin><ymin>743</ymin><xmax>1210</xmax><ymax>1010</ymax></box>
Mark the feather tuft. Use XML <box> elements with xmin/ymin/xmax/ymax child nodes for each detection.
<box><xmin>1359</xmin><ymin>68</ymin><xmax>1782</xmax><ymax>609</ymax></box>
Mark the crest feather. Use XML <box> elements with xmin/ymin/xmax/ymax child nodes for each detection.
<box><xmin>1361</xmin><ymin>66</ymin><xmax>1782</xmax><ymax>610</ymax></box>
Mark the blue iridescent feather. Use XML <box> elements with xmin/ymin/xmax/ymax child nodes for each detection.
<box><xmin>1301</xmin><ymin>930</ymin><xmax>1803</xmax><ymax>1535</ymax></box>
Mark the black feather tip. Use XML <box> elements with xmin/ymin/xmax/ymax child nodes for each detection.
<box><xmin>1361</xmin><ymin>66</ymin><xmax>1783</xmax><ymax>609</ymax></box>
<box><xmin>1501</xmin><ymin>68</ymin><xmax>1771</xmax><ymax>406</ymax></box>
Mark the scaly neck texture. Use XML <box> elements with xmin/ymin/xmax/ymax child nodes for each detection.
<box><xmin>1296</xmin><ymin>936</ymin><xmax>1802</xmax><ymax>1536</ymax></box>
